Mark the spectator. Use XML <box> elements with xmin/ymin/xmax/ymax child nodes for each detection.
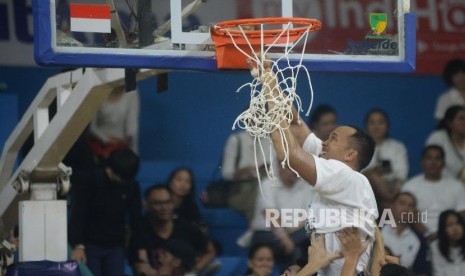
<box><xmin>402</xmin><ymin>145</ymin><xmax>465</xmax><ymax>240</ymax></box>
<box><xmin>250</xmin><ymin>164</ymin><xmax>315</xmax><ymax>271</ymax></box>
<box><xmin>89</xmin><ymin>86</ymin><xmax>140</xmax><ymax>158</ymax></box>
<box><xmin>69</xmin><ymin>149</ymin><xmax>142</xmax><ymax>276</ymax></box>
<box><xmin>363</xmin><ymin>108</ymin><xmax>409</xmax><ymax>211</ymax></box>
<box><xmin>426</xmin><ymin>105</ymin><xmax>465</xmax><ymax>180</ymax></box>
<box><xmin>435</xmin><ymin>58</ymin><xmax>465</xmax><ymax>121</ymax></box>
<box><xmin>222</xmin><ymin>130</ymin><xmax>273</xmax><ymax>247</ymax></box>
<box><xmin>381</xmin><ymin>192</ymin><xmax>431</xmax><ymax>275</ymax></box>
<box><xmin>166</xmin><ymin>167</ymin><xmax>204</xmax><ymax>227</ymax></box>
<box><xmin>131</xmin><ymin>185</ymin><xmax>216</xmax><ymax>275</ymax></box>
<box><xmin>309</xmin><ymin>104</ymin><xmax>338</xmax><ymax>141</ymax></box>
<box><xmin>245</xmin><ymin>243</ymin><xmax>275</xmax><ymax>276</ymax></box>
<box><xmin>431</xmin><ymin>210</ymin><xmax>465</xmax><ymax>276</ymax></box>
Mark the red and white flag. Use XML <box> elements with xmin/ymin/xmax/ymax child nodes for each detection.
<box><xmin>70</xmin><ymin>4</ymin><xmax>111</xmax><ymax>33</ymax></box>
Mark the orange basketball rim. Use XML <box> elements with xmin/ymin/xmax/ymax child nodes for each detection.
<box><xmin>210</xmin><ymin>17</ymin><xmax>322</xmax><ymax>69</ymax></box>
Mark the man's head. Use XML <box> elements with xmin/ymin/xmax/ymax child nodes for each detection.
<box><xmin>391</xmin><ymin>192</ymin><xmax>416</xmax><ymax>223</ymax></box>
<box><xmin>144</xmin><ymin>185</ymin><xmax>174</xmax><ymax>221</ymax></box>
<box><xmin>421</xmin><ymin>145</ymin><xmax>445</xmax><ymax>180</ymax></box>
<box><xmin>106</xmin><ymin>149</ymin><xmax>139</xmax><ymax>183</ymax></box>
<box><xmin>321</xmin><ymin>126</ymin><xmax>375</xmax><ymax>171</ymax></box>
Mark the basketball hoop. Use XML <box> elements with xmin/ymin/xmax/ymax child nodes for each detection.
<box><xmin>210</xmin><ymin>17</ymin><xmax>321</xmax><ymax>69</ymax></box>
<box><xmin>212</xmin><ymin>17</ymin><xmax>322</xmax><ymax>196</ymax></box>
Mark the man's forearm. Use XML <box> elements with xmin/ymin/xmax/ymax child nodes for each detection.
<box><xmin>340</xmin><ymin>256</ymin><xmax>359</xmax><ymax>276</ymax></box>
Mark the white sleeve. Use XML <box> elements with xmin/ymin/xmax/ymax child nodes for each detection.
<box><xmin>221</xmin><ymin>134</ymin><xmax>239</xmax><ymax>180</ymax></box>
<box><xmin>312</xmin><ymin>157</ymin><xmax>348</xmax><ymax>198</ymax></box>
<box><xmin>425</xmin><ymin>131</ymin><xmax>443</xmax><ymax>146</ymax></box>
<box><xmin>302</xmin><ymin>133</ymin><xmax>323</xmax><ymax>156</ymax></box>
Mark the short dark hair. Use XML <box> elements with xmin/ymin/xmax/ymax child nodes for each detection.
<box><xmin>393</xmin><ymin>192</ymin><xmax>417</xmax><ymax>208</ymax></box>
<box><xmin>164</xmin><ymin>240</ymin><xmax>196</xmax><ymax>271</ymax></box>
<box><xmin>348</xmin><ymin>125</ymin><xmax>375</xmax><ymax>171</ymax></box>
<box><xmin>422</xmin><ymin>145</ymin><xmax>445</xmax><ymax>160</ymax></box>
<box><xmin>443</xmin><ymin>58</ymin><xmax>465</xmax><ymax>87</ymax></box>
<box><xmin>106</xmin><ymin>149</ymin><xmax>139</xmax><ymax>181</ymax></box>
<box><xmin>380</xmin><ymin>263</ymin><xmax>412</xmax><ymax>276</ymax></box>
<box><xmin>309</xmin><ymin>104</ymin><xmax>338</xmax><ymax>128</ymax></box>
<box><xmin>144</xmin><ymin>184</ymin><xmax>170</xmax><ymax>199</ymax></box>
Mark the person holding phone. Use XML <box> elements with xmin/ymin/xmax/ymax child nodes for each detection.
<box><xmin>363</xmin><ymin>109</ymin><xmax>409</xmax><ymax>212</ymax></box>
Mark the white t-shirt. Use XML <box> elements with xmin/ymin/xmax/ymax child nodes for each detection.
<box><xmin>435</xmin><ymin>88</ymin><xmax>465</xmax><ymax>121</ymax></box>
<box><xmin>431</xmin><ymin>240</ymin><xmax>465</xmax><ymax>276</ymax></box>
<box><xmin>426</xmin><ymin>130</ymin><xmax>465</xmax><ymax>178</ymax></box>
<box><xmin>381</xmin><ymin>225</ymin><xmax>421</xmax><ymax>269</ymax></box>
<box><xmin>303</xmin><ymin>133</ymin><xmax>379</xmax><ymax>275</ymax></box>
<box><xmin>251</xmin><ymin>177</ymin><xmax>315</xmax><ymax>231</ymax></box>
<box><xmin>364</xmin><ymin>138</ymin><xmax>409</xmax><ymax>181</ymax></box>
<box><xmin>402</xmin><ymin>174</ymin><xmax>465</xmax><ymax>232</ymax></box>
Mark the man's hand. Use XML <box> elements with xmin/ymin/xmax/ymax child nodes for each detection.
<box><xmin>308</xmin><ymin>233</ymin><xmax>342</xmax><ymax>268</ymax></box>
<box><xmin>337</xmin><ymin>227</ymin><xmax>370</xmax><ymax>258</ymax></box>
<box><xmin>296</xmin><ymin>233</ymin><xmax>342</xmax><ymax>275</ymax></box>
<box><xmin>281</xmin><ymin>265</ymin><xmax>301</xmax><ymax>276</ymax></box>
<box><xmin>133</xmin><ymin>262</ymin><xmax>157</xmax><ymax>276</ymax></box>
<box><xmin>71</xmin><ymin>246</ymin><xmax>86</xmax><ymax>263</ymax></box>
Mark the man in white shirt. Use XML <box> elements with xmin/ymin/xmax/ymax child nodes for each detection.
<box><xmin>260</xmin><ymin>60</ymin><xmax>378</xmax><ymax>275</ymax></box>
<box><xmin>401</xmin><ymin>145</ymin><xmax>465</xmax><ymax>240</ymax></box>
<box><xmin>381</xmin><ymin>192</ymin><xmax>431</xmax><ymax>275</ymax></box>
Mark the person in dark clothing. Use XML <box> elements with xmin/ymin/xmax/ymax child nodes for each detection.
<box><xmin>166</xmin><ymin>167</ymin><xmax>204</xmax><ymax>227</ymax></box>
<box><xmin>69</xmin><ymin>149</ymin><xmax>142</xmax><ymax>276</ymax></box>
<box><xmin>131</xmin><ymin>185</ymin><xmax>216</xmax><ymax>276</ymax></box>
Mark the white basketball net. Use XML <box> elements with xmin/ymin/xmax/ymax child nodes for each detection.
<box><xmin>226</xmin><ymin>22</ymin><xmax>316</xmax><ymax>196</ymax></box>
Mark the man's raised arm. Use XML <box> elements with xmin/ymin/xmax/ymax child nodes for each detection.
<box><xmin>260</xmin><ymin>60</ymin><xmax>317</xmax><ymax>186</ymax></box>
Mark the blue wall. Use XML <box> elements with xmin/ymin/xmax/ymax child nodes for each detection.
<box><xmin>0</xmin><ymin>67</ymin><xmax>445</xmax><ymax>181</ymax></box>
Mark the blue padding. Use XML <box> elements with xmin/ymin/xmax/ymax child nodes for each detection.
<box><xmin>34</xmin><ymin>0</ymin><xmax>416</xmax><ymax>73</ymax></box>
<box><xmin>6</xmin><ymin>261</ymin><xmax>81</xmax><ymax>276</ymax></box>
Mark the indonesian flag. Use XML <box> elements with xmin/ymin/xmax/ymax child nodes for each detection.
<box><xmin>70</xmin><ymin>4</ymin><xmax>111</xmax><ymax>33</ymax></box>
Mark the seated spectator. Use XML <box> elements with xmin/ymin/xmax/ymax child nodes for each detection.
<box><xmin>309</xmin><ymin>104</ymin><xmax>338</xmax><ymax>141</ymax></box>
<box><xmin>89</xmin><ymin>86</ymin><xmax>140</xmax><ymax>158</ymax></box>
<box><xmin>131</xmin><ymin>185</ymin><xmax>216</xmax><ymax>275</ymax></box>
<box><xmin>245</xmin><ymin>243</ymin><xmax>275</xmax><ymax>276</ymax></box>
<box><xmin>435</xmin><ymin>58</ymin><xmax>465</xmax><ymax>122</ymax></box>
<box><xmin>402</xmin><ymin>145</ymin><xmax>465</xmax><ymax>240</ymax></box>
<box><xmin>381</xmin><ymin>192</ymin><xmax>431</xmax><ymax>275</ymax></box>
<box><xmin>166</xmin><ymin>167</ymin><xmax>204</xmax><ymax>227</ymax></box>
<box><xmin>69</xmin><ymin>149</ymin><xmax>142</xmax><ymax>276</ymax></box>
<box><xmin>427</xmin><ymin>105</ymin><xmax>465</xmax><ymax>180</ymax></box>
<box><xmin>431</xmin><ymin>210</ymin><xmax>465</xmax><ymax>276</ymax></box>
<box><xmin>250</xmin><ymin>164</ymin><xmax>315</xmax><ymax>271</ymax></box>
<box><xmin>363</xmin><ymin>108</ymin><xmax>409</xmax><ymax>211</ymax></box>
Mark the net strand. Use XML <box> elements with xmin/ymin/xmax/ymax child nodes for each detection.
<box><xmin>228</xmin><ymin>21</ymin><xmax>315</xmax><ymax>197</ymax></box>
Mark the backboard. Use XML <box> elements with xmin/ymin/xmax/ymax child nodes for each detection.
<box><xmin>34</xmin><ymin>0</ymin><xmax>416</xmax><ymax>72</ymax></box>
